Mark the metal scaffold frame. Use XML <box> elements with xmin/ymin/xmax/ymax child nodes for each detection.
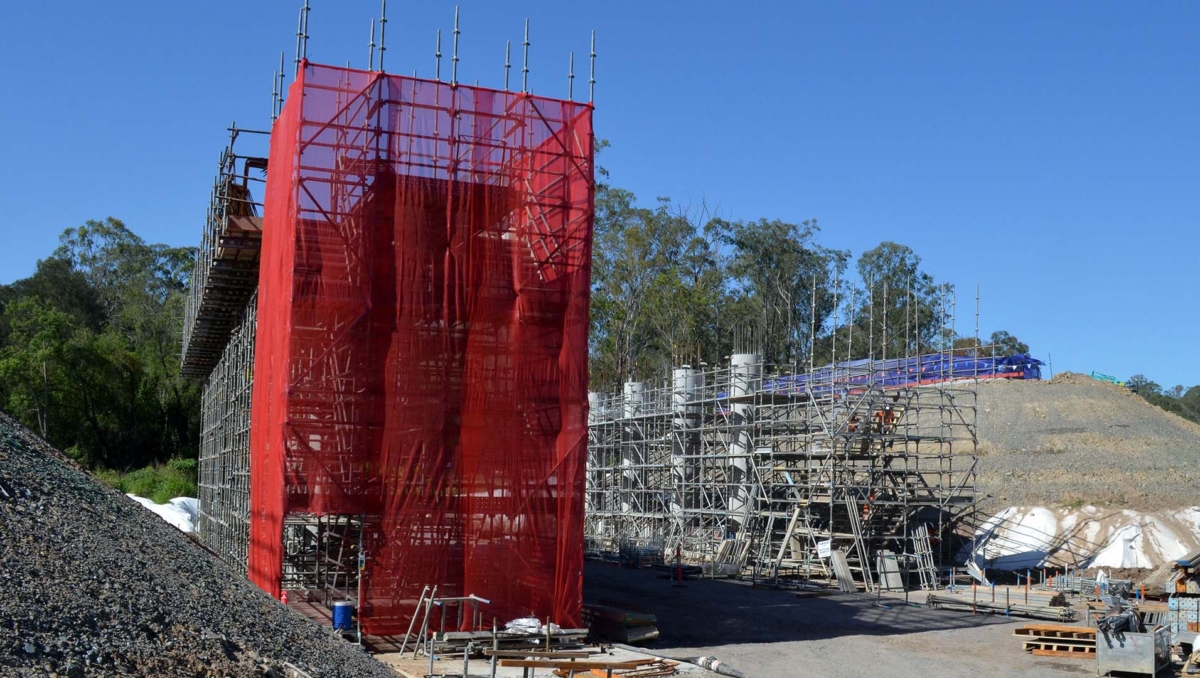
<box><xmin>181</xmin><ymin>128</ymin><xmax>268</xmax><ymax>380</ymax></box>
<box><xmin>586</xmin><ymin>345</ymin><xmax>987</xmax><ymax>592</ymax></box>
<box><xmin>192</xmin><ymin>129</ymin><xmax>268</xmax><ymax>570</ymax></box>
<box><xmin>282</xmin><ymin>513</ymin><xmax>365</xmax><ymax>605</ymax></box>
<box><xmin>197</xmin><ymin>293</ymin><xmax>257</xmax><ymax>571</ymax></box>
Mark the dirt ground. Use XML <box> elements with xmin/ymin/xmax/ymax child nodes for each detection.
<box><xmin>975</xmin><ymin>374</ymin><xmax>1200</xmax><ymax>511</ymax></box>
<box><xmin>584</xmin><ymin>562</ymin><xmax>1096</xmax><ymax>678</ymax></box>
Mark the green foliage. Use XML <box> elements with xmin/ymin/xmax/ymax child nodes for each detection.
<box><xmin>825</xmin><ymin>241</ymin><xmax>952</xmax><ymax>363</ymax></box>
<box><xmin>713</xmin><ymin>217</ymin><xmax>845</xmax><ymax>368</ymax></box>
<box><xmin>951</xmin><ymin>330</ymin><xmax>1030</xmax><ymax>358</ymax></box>
<box><xmin>96</xmin><ymin>461</ymin><xmax>198</xmax><ymax>504</ymax></box>
<box><xmin>1181</xmin><ymin>386</ymin><xmax>1200</xmax><ymax>419</ymax></box>
<box><xmin>988</xmin><ymin>330</ymin><xmax>1030</xmax><ymax>356</ymax></box>
<box><xmin>1127</xmin><ymin>374</ymin><xmax>1200</xmax><ymax>426</ymax></box>
<box><xmin>0</xmin><ymin>218</ymin><xmax>199</xmax><ymax>471</ymax></box>
<box><xmin>588</xmin><ymin>145</ymin><xmax>985</xmax><ymax>391</ymax></box>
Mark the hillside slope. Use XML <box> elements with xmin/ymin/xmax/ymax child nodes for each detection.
<box><xmin>974</xmin><ymin>373</ymin><xmax>1200</xmax><ymax>511</ymax></box>
<box><xmin>0</xmin><ymin>412</ymin><xmax>395</xmax><ymax>678</ymax></box>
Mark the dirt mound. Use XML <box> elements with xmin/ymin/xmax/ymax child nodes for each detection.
<box><xmin>0</xmin><ymin>412</ymin><xmax>395</xmax><ymax>678</ymax></box>
<box><xmin>1049</xmin><ymin>371</ymin><xmax>1149</xmax><ymax>401</ymax></box>
<box><xmin>974</xmin><ymin>373</ymin><xmax>1200</xmax><ymax>511</ymax></box>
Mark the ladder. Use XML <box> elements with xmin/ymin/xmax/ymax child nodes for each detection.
<box><xmin>843</xmin><ymin>494</ymin><xmax>875</xmax><ymax>591</ymax></box>
<box><xmin>912</xmin><ymin>523</ymin><xmax>939</xmax><ymax>590</ymax></box>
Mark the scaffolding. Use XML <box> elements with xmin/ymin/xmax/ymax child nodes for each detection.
<box><xmin>196</xmin><ymin>293</ymin><xmax>256</xmax><ymax>571</ymax></box>
<box><xmin>181</xmin><ymin>128</ymin><xmax>267</xmax><ymax>380</ymax></box>
<box><xmin>586</xmin><ymin>349</ymin><xmax>986</xmax><ymax>591</ymax></box>
<box><xmin>282</xmin><ymin>513</ymin><xmax>364</xmax><ymax>605</ymax></box>
<box><xmin>191</xmin><ymin>129</ymin><xmax>267</xmax><ymax>568</ymax></box>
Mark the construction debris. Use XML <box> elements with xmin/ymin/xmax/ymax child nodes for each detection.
<box><xmin>551</xmin><ymin>658</ymin><xmax>679</xmax><ymax>677</ymax></box>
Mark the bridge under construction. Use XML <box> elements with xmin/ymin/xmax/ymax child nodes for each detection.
<box><xmin>584</xmin><ymin>348</ymin><xmax>1041</xmax><ymax>590</ymax></box>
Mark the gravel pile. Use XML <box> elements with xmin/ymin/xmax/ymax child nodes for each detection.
<box><xmin>975</xmin><ymin>373</ymin><xmax>1200</xmax><ymax>511</ymax></box>
<box><xmin>0</xmin><ymin>412</ymin><xmax>396</xmax><ymax>678</ymax></box>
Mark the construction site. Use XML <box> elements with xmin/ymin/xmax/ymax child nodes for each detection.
<box><xmin>184</xmin><ymin>9</ymin><xmax>595</xmax><ymax>640</ymax></box>
<box><xmin>172</xmin><ymin>7</ymin><xmax>1200</xmax><ymax>678</ymax></box>
<box><xmin>583</xmin><ymin>348</ymin><xmax>1011</xmax><ymax>591</ymax></box>
<box><xmin>3</xmin><ymin>4</ymin><xmax>1200</xmax><ymax>678</ymax></box>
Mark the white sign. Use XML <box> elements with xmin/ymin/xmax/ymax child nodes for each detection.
<box><xmin>817</xmin><ymin>539</ymin><xmax>832</xmax><ymax>559</ymax></box>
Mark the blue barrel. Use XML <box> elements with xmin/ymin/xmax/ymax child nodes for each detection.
<box><xmin>332</xmin><ymin>601</ymin><xmax>354</xmax><ymax>631</ymax></box>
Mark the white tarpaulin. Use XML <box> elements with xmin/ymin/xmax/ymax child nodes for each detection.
<box><xmin>127</xmin><ymin>494</ymin><xmax>197</xmax><ymax>533</ymax></box>
<box><xmin>968</xmin><ymin>505</ymin><xmax>1200</xmax><ymax>570</ymax></box>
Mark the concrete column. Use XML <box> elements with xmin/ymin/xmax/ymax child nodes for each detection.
<box><xmin>727</xmin><ymin>354</ymin><xmax>760</xmax><ymax>536</ymax></box>
<box><xmin>620</xmin><ymin>381</ymin><xmax>646</xmax><ymax>516</ymax></box>
<box><xmin>586</xmin><ymin>391</ymin><xmax>604</xmax><ymax>513</ymax></box>
<box><xmin>671</xmin><ymin>368</ymin><xmax>703</xmax><ymax>520</ymax></box>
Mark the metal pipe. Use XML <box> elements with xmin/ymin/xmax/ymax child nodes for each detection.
<box><xmin>378</xmin><ymin>0</ymin><xmax>388</xmax><ymax>72</ymax></box>
<box><xmin>368</xmin><ymin>18</ymin><xmax>376</xmax><ymax>71</ymax></box>
<box><xmin>300</xmin><ymin>0</ymin><xmax>309</xmax><ymax>63</ymax></box>
<box><xmin>589</xmin><ymin>30</ymin><xmax>596</xmax><ymax>102</ymax></box>
<box><xmin>504</xmin><ymin>40</ymin><xmax>511</xmax><ymax>91</ymax></box>
<box><xmin>436</xmin><ymin>29</ymin><xmax>442</xmax><ymax>81</ymax></box>
<box><xmin>277</xmin><ymin>52</ymin><xmax>285</xmax><ymax>116</ymax></box>
<box><xmin>610</xmin><ymin>645</ymin><xmax>754</xmax><ymax>678</ymax></box>
<box><xmin>490</xmin><ymin>619</ymin><xmax>498</xmax><ymax>678</ymax></box>
<box><xmin>568</xmin><ymin>51</ymin><xmax>574</xmax><ymax>100</ymax></box>
<box><xmin>451</xmin><ymin>6</ymin><xmax>460</xmax><ymax>85</ymax></box>
<box><xmin>522</xmin><ymin>18</ymin><xmax>530</xmax><ymax>92</ymax></box>
<box><xmin>294</xmin><ymin>6</ymin><xmax>304</xmax><ymax>75</ymax></box>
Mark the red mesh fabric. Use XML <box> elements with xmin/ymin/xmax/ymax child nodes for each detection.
<box><xmin>248</xmin><ymin>61</ymin><xmax>594</xmax><ymax>634</ymax></box>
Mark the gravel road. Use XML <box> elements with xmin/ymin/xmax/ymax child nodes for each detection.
<box><xmin>0</xmin><ymin>412</ymin><xmax>396</xmax><ymax>677</ymax></box>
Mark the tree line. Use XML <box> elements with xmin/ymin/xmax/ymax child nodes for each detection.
<box><xmin>0</xmin><ymin>218</ymin><xmax>197</xmax><ymax>471</ymax></box>
<box><xmin>588</xmin><ymin>151</ymin><xmax>1029</xmax><ymax>393</ymax></box>
<box><xmin>1127</xmin><ymin>375</ymin><xmax>1200</xmax><ymax>426</ymax></box>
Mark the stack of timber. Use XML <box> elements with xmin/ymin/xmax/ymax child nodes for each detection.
<box><xmin>584</xmin><ymin>604</ymin><xmax>660</xmax><ymax>644</ymax></box>
<box><xmin>927</xmin><ymin>586</ymin><xmax>1074</xmax><ymax>621</ymax></box>
<box><xmin>551</xmin><ymin>658</ymin><xmax>679</xmax><ymax>677</ymax></box>
<box><xmin>1013</xmin><ymin>624</ymin><xmax>1096</xmax><ymax>659</ymax></box>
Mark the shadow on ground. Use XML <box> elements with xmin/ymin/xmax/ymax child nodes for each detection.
<box><xmin>584</xmin><ymin>560</ymin><xmax>1016</xmax><ymax>649</ymax></box>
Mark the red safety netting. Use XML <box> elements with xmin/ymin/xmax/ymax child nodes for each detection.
<box><xmin>249</xmin><ymin>61</ymin><xmax>593</xmax><ymax>635</ymax></box>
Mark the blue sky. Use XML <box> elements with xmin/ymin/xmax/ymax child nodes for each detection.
<box><xmin>0</xmin><ymin>2</ymin><xmax>1196</xmax><ymax>386</ymax></box>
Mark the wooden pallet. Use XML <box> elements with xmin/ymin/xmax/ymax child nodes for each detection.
<box><xmin>1030</xmin><ymin>648</ymin><xmax>1096</xmax><ymax>659</ymax></box>
<box><xmin>1023</xmin><ymin>638</ymin><xmax>1094</xmax><ymax>651</ymax></box>
<box><xmin>1013</xmin><ymin>625</ymin><xmax>1096</xmax><ymax>640</ymax></box>
<box><xmin>1014</xmin><ymin>623</ymin><xmax>1096</xmax><ymax>660</ymax></box>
